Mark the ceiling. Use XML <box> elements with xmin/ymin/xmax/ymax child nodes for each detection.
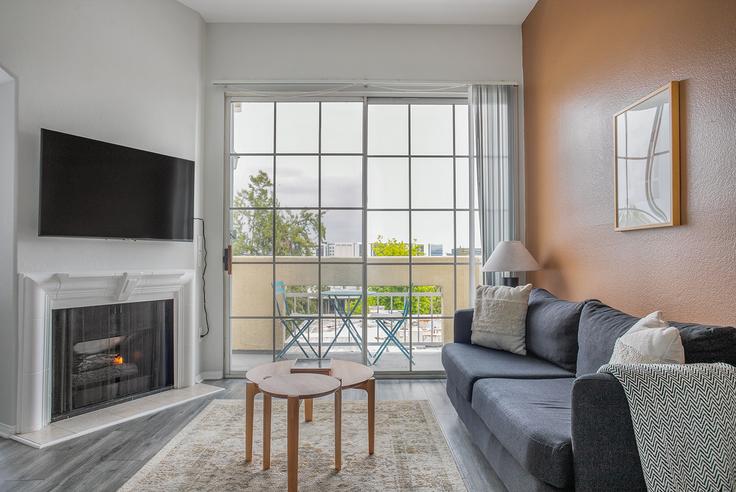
<box><xmin>177</xmin><ymin>0</ymin><xmax>538</xmax><ymax>25</ymax></box>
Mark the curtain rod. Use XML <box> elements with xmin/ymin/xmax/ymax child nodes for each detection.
<box><xmin>211</xmin><ymin>79</ymin><xmax>519</xmax><ymax>87</ymax></box>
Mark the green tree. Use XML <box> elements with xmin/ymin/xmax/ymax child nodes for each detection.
<box><xmin>370</xmin><ymin>235</ymin><xmax>424</xmax><ymax>257</ymax></box>
<box><xmin>231</xmin><ymin>171</ymin><xmax>324</xmax><ymax>314</ymax></box>
<box><xmin>352</xmin><ymin>236</ymin><xmax>441</xmax><ymax>316</ymax></box>
<box><xmin>231</xmin><ymin>171</ymin><xmax>324</xmax><ymax>257</ymax></box>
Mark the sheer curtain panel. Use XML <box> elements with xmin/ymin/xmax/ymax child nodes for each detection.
<box><xmin>469</xmin><ymin>85</ymin><xmax>520</xmax><ymax>286</ymax></box>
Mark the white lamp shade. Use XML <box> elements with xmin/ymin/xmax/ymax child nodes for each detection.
<box><xmin>482</xmin><ymin>241</ymin><xmax>540</xmax><ymax>272</ymax></box>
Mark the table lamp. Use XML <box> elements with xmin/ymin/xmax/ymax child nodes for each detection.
<box><xmin>482</xmin><ymin>240</ymin><xmax>540</xmax><ymax>287</ymax></box>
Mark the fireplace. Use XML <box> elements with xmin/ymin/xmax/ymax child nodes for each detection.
<box><xmin>16</xmin><ymin>271</ymin><xmax>197</xmax><ymax>435</ymax></box>
<box><xmin>51</xmin><ymin>299</ymin><xmax>174</xmax><ymax>420</ymax></box>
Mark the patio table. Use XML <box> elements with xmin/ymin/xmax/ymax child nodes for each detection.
<box><xmin>321</xmin><ymin>289</ymin><xmax>375</xmax><ymax>357</ymax></box>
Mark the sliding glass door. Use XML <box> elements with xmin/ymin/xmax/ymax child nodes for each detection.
<box><xmin>226</xmin><ymin>97</ymin><xmax>479</xmax><ymax>376</ymax></box>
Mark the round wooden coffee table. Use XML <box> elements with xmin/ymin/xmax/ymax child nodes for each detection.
<box><xmin>244</xmin><ymin>360</ymin><xmax>376</xmax><ymax>482</ymax></box>
<box><xmin>258</xmin><ymin>373</ymin><xmax>342</xmax><ymax>492</ymax></box>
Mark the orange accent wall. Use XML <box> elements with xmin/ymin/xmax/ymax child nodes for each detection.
<box><xmin>522</xmin><ymin>0</ymin><xmax>736</xmax><ymax>325</ymax></box>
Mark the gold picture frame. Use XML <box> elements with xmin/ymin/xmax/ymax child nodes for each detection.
<box><xmin>614</xmin><ymin>81</ymin><xmax>680</xmax><ymax>231</ymax></box>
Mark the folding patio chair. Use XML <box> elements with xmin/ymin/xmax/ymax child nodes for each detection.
<box><xmin>322</xmin><ymin>290</ymin><xmax>369</xmax><ymax>358</ymax></box>
<box><xmin>371</xmin><ymin>294</ymin><xmax>414</xmax><ymax>365</ymax></box>
<box><xmin>274</xmin><ymin>281</ymin><xmax>318</xmax><ymax>359</ymax></box>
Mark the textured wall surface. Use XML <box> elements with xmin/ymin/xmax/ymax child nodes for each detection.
<box><xmin>522</xmin><ymin>0</ymin><xmax>736</xmax><ymax>325</ymax></box>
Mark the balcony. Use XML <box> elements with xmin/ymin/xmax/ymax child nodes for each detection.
<box><xmin>230</xmin><ymin>255</ymin><xmax>479</xmax><ymax>372</ymax></box>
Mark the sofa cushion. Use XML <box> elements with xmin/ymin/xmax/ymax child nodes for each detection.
<box><xmin>577</xmin><ymin>301</ymin><xmax>736</xmax><ymax>376</ymax></box>
<box><xmin>472</xmin><ymin>377</ymin><xmax>574</xmax><ymax>488</ymax></box>
<box><xmin>525</xmin><ymin>288</ymin><xmax>585</xmax><ymax>372</ymax></box>
<box><xmin>441</xmin><ymin>343</ymin><xmax>574</xmax><ymax>401</ymax></box>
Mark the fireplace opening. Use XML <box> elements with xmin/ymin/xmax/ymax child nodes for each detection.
<box><xmin>51</xmin><ymin>299</ymin><xmax>174</xmax><ymax>420</ymax></box>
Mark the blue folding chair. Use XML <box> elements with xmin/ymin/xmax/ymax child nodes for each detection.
<box><xmin>371</xmin><ymin>294</ymin><xmax>414</xmax><ymax>365</ymax></box>
<box><xmin>274</xmin><ymin>281</ymin><xmax>318</xmax><ymax>359</ymax></box>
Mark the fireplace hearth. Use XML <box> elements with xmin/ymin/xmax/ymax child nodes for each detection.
<box><xmin>52</xmin><ymin>300</ymin><xmax>174</xmax><ymax>420</ymax></box>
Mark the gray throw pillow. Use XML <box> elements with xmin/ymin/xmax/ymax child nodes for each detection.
<box><xmin>471</xmin><ymin>284</ymin><xmax>532</xmax><ymax>355</ymax></box>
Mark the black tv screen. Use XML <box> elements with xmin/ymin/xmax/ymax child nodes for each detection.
<box><xmin>39</xmin><ymin>129</ymin><xmax>194</xmax><ymax>241</ymax></box>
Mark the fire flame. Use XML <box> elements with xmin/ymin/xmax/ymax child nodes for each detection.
<box><xmin>113</xmin><ymin>355</ymin><xmax>124</xmax><ymax>365</ymax></box>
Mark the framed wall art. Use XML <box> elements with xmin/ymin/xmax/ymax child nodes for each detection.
<box><xmin>614</xmin><ymin>81</ymin><xmax>680</xmax><ymax>231</ymax></box>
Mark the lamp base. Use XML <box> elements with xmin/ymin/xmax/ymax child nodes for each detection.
<box><xmin>501</xmin><ymin>276</ymin><xmax>519</xmax><ymax>287</ymax></box>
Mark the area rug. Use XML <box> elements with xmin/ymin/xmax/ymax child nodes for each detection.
<box><xmin>120</xmin><ymin>399</ymin><xmax>466</xmax><ymax>491</ymax></box>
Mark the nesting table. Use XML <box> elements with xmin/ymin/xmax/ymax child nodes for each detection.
<box><xmin>245</xmin><ymin>360</ymin><xmax>375</xmax><ymax>491</ymax></box>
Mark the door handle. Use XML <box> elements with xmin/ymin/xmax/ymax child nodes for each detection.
<box><xmin>223</xmin><ymin>245</ymin><xmax>232</xmax><ymax>275</ymax></box>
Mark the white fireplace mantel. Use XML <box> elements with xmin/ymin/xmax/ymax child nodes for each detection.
<box><xmin>16</xmin><ymin>270</ymin><xmax>197</xmax><ymax>434</ymax></box>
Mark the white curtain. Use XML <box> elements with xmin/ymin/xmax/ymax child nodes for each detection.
<box><xmin>469</xmin><ymin>85</ymin><xmax>521</xmax><ymax>287</ymax></box>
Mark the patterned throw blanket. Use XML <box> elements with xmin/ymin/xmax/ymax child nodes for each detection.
<box><xmin>598</xmin><ymin>363</ymin><xmax>736</xmax><ymax>492</ymax></box>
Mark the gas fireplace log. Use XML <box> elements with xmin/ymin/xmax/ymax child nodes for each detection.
<box><xmin>72</xmin><ymin>363</ymin><xmax>139</xmax><ymax>388</ymax></box>
<box><xmin>74</xmin><ymin>353</ymin><xmax>122</xmax><ymax>373</ymax></box>
<box><xmin>73</xmin><ymin>336</ymin><xmax>127</xmax><ymax>355</ymax></box>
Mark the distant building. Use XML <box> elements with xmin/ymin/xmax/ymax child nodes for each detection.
<box><xmin>321</xmin><ymin>242</ymin><xmax>362</xmax><ymax>258</ymax></box>
<box><xmin>321</xmin><ymin>242</ymin><xmax>334</xmax><ymax>257</ymax></box>
<box><xmin>428</xmin><ymin>243</ymin><xmax>444</xmax><ymax>256</ymax></box>
<box><xmin>333</xmin><ymin>242</ymin><xmax>362</xmax><ymax>257</ymax></box>
<box><xmin>451</xmin><ymin>247</ymin><xmax>482</xmax><ymax>257</ymax></box>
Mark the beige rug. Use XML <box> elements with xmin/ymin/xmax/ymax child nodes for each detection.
<box><xmin>120</xmin><ymin>399</ymin><xmax>466</xmax><ymax>491</ymax></box>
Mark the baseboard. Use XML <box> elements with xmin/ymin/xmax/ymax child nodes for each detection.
<box><xmin>199</xmin><ymin>370</ymin><xmax>223</xmax><ymax>381</ymax></box>
<box><xmin>0</xmin><ymin>422</ymin><xmax>16</xmax><ymax>438</ymax></box>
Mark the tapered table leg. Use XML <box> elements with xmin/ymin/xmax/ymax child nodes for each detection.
<box><xmin>263</xmin><ymin>393</ymin><xmax>272</xmax><ymax>470</ymax></box>
<box><xmin>367</xmin><ymin>377</ymin><xmax>375</xmax><ymax>455</ymax></box>
<box><xmin>287</xmin><ymin>397</ymin><xmax>300</xmax><ymax>492</ymax></box>
<box><xmin>305</xmin><ymin>398</ymin><xmax>313</xmax><ymax>422</ymax></box>
<box><xmin>335</xmin><ymin>387</ymin><xmax>342</xmax><ymax>471</ymax></box>
<box><xmin>245</xmin><ymin>382</ymin><xmax>258</xmax><ymax>462</ymax></box>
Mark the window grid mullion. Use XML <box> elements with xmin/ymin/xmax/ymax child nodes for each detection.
<box><xmin>408</xmin><ymin>103</ymin><xmax>413</xmax><ymax>372</ymax></box>
<box><xmin>453</xmin><ymin>105</ymin><xmax>458</xmax><ymax>330</ymax></box>
<box><xmin>271</xmin><ymin>101</ymin><xmax>277</xmax><ymax>362</ymax></box>
<box><xmin>317</xmin><ymin>102</ymin><xmax>323</xmax><ymax>358</ymax></box>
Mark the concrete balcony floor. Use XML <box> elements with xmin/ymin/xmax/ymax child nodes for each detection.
<box><xmin>231</xmin><ymin>345</ymin><xmax>444</xmax><ymax>373</ymax></box>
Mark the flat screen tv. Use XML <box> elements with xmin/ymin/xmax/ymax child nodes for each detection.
<box><xmin>39</xmin><ymin>129</ymin><xmax>194</xmax><ymax>241</ymax></box>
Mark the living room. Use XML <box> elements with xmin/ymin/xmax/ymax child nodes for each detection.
<box><xmin>1</xmin><ymin>0</ymin><xmax>735</xmax><ymax>491</ymax></box>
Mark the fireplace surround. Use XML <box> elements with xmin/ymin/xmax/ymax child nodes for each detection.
<box><xmin>16</xmin><ymin>271</ymin><xmax>197</xmax><ymax>434</ymax></box>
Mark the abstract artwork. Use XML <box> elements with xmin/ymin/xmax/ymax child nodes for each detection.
<box><xmin>614</xmin><ymin>81</ymin><xmax>680</xmax><ymax>231</ymax></box>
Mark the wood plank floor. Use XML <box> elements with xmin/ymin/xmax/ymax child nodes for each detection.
<box><xmin>0</xmin><ymin>380</ymin><xmax>505</xmax><ymax>492</ymax></box>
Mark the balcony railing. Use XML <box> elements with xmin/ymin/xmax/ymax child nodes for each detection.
<box><xmin>230</xmin><ymin>256</ymin><xmax>480</xmax><ymax>370</ymax></box>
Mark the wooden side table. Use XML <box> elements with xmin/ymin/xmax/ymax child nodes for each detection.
<box><xmin>257</xmin><ymin>373</ymin><xmax>342</xmax><ymax>492</ymax></box>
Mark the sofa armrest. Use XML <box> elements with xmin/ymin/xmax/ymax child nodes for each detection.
<box><xmin>453</xmin><ymin>308</ymin><xmax>474</xmax><ymax>344</ymax></box>
<box><xmin>571</xmin><ymin>373</ymin><xmax>646</xmax><ymax>491</ymax></box>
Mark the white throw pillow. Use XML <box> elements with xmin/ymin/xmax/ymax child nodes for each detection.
<box><xmin>471</xmin><ymin>284</ymin><xmax>532</xmax><ymax>355</ymax></box>
<box><xmin>609</xmin><ymin>311</ymin><xmax>685</xmax><ymax>365</ymax></box>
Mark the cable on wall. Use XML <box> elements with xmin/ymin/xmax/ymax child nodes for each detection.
<box><xmin>194</xmin><ymin>217</ymin><xmax>210</xmax><ymax>338</ymax></box>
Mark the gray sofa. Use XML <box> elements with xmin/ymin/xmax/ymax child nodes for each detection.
<box><xmin>442</xmin><ymin>288</ymin><xmax>736</xmax><ymax>491</ymax></box>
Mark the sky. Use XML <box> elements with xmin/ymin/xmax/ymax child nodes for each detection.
<box><xmin>231</xmin><ymin>101</ymin><xmax>479</xmax><ymax>255</ymax></box>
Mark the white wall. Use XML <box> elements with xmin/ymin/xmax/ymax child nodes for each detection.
<box><xmin>0</xmin><ymin>0</ymin><xmax>204</xmax><ymax>273</ymax></box>
<box><xmin>0</xmin><ymin>0</ymin><xmax>205</xmax><ymax>428</ymax></box>
<box><xmin>0</xmin><ymin>72</ymin><xmax>17</xmax><ymax>434</ymax></box>
<box><xmin>200</xmin><ymin>23</ymin><xmax>524</xmax><ymax>376</ymax></box>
